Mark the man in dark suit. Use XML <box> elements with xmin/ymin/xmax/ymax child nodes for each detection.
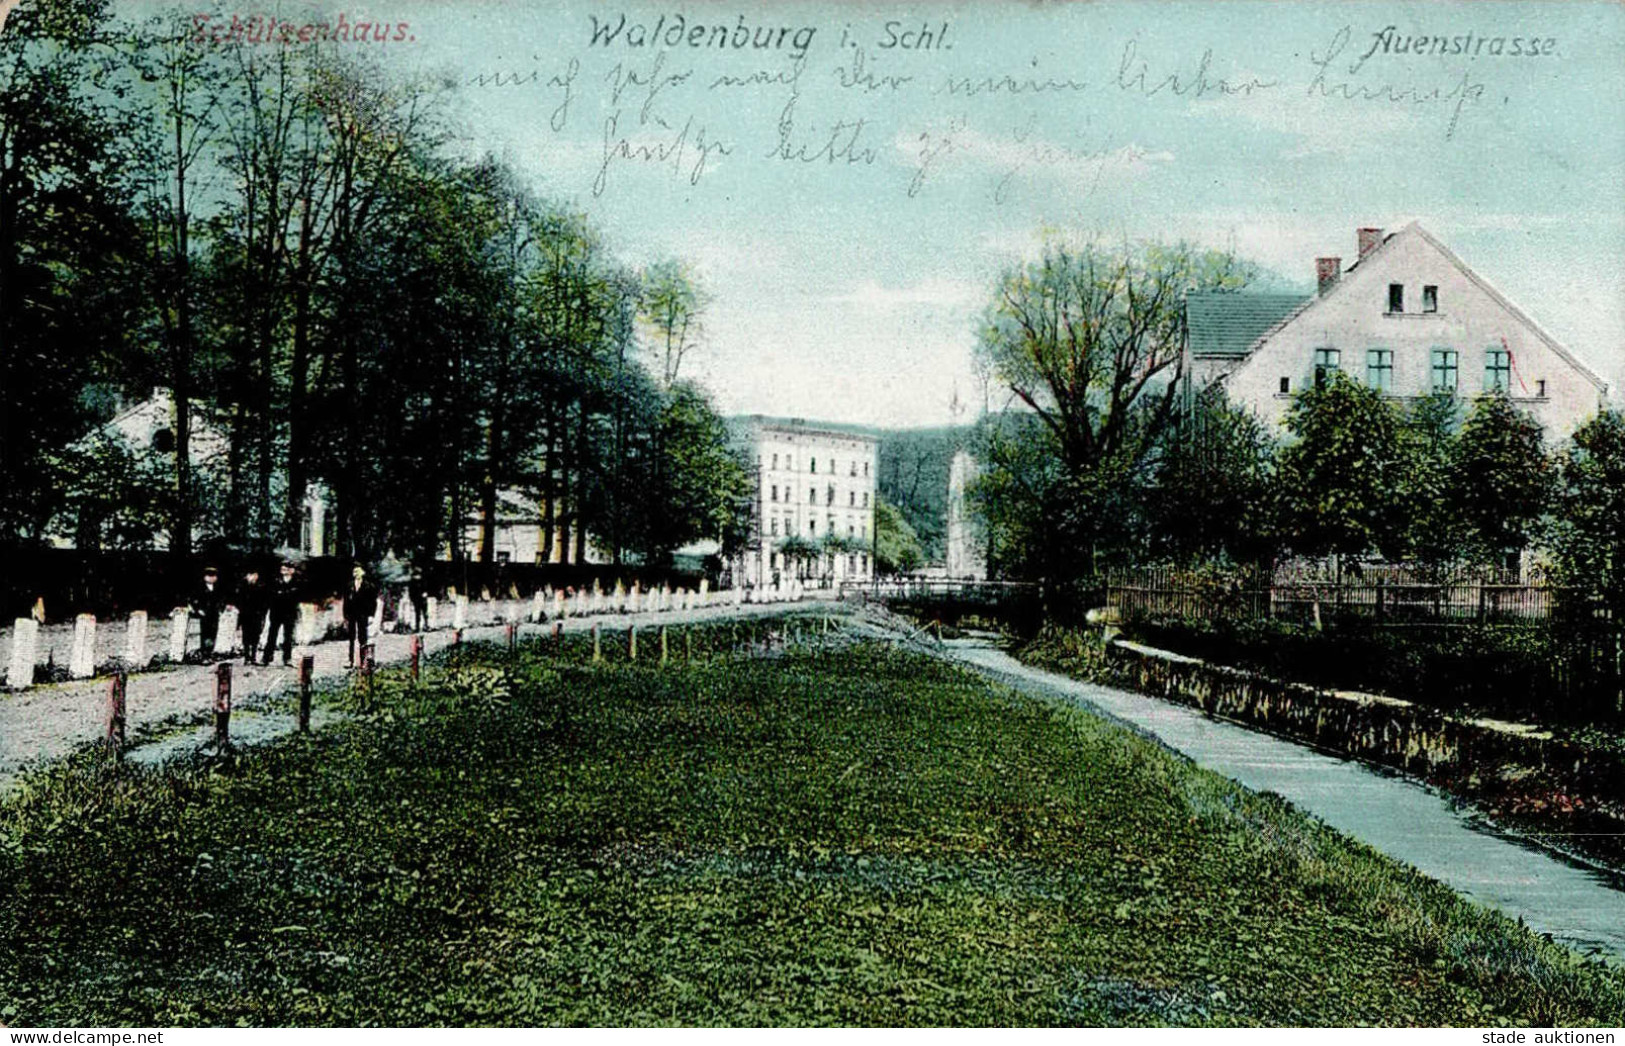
<box><xmin>237</xmin><ymin>566</ymin><xmax>268</xmax><ymax>666</ymax></box>
<box><xmin>343</xmin><ymin>565</ymin><xmax>379</xmax><ymax>667</ymax></box>
<box><xmin>191</xmin><ymin>566</ymin><xmax>227</xmax><ymax>658</ymax></box>
<box><xmin>262</xmin><ymin>561</ymin><xmax>300</xmax><ymax>666</ymax></box>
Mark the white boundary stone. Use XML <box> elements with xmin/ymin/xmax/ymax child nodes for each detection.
<box><xmin>7</xmin><ymin>618</ymin><xmax>38</xmax><ymax>688</ymax></box>
<box><xmin>125</xmin><ymin>611</ymin><xmax>148</xmax><ymax>667</ymax></box>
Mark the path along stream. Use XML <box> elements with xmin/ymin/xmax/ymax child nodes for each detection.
<box><xmin>945</xmin><ymin>638</ymin><xmax>1625</xmax><ymax>963</ymax></box>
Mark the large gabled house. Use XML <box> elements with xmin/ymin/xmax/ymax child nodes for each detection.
<box><xmin>1186</xmin><ymin>222</ymin><xmax>1610</xmax><ymax>438</ymax></box>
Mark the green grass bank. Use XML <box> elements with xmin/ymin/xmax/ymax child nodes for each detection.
<box><xmin>2</xmin><ymin>627</ymin><xmax>1623</xmax><ymax>1026</ymax></box>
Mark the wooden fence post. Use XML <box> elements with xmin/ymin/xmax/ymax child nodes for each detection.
<box><xmin>552</xmin><ymin>621</ymin><xmax>563</xmax><ymax>654</ymax></box>
<box><xmin>628</xmin><ymin>625</ymin><xmax>638</xmax><ymax>661</ymax></box>
<box><xmin>298</xmin><ymin>655</ymin><xmax>314</xmax><ymax>733</ymax></box>
<box><xmin>214</xmin><ymin>662</ymin><xmax>232</xmax><ymax>749</ymax></box>
<box><xmin>410</xmin><ymin>634</ymin><xmax>422</xmax><ymax>682</ymax></box>
<box><xmin>106</xmin><ymin>671</ymin><xmax>127</xmax><ymax>757</ymax></box>
<box><xmin>660</xmin><ymin>626</ymin><xmax>668</xmax><ymax>665</ymax></box>
<box><xmin>362</xmin><ymin>643</ymin><xmax>376</xmax><ymax>706</ymax></box>
<box><xmin>453</xmin><ymin>628</ymin><xmax>463</xmax><ymax>647</ymax></box>
<box><xmin>506</xmin><ymin>622</ymin><xmax>517</xmax><ymax>653</ymax></box>
<box><xmin>592</xmin><ymin>622</ymin><xmax>601</xmax><ymax>662</ymax></box>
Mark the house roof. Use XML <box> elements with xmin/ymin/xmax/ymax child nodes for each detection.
<box><xmin>1186</xmin><ymin>291</ymin><xmax>1311</xmax><ymax>358</ymax></box>
<box><xmin>1224</xmin><ymin>222</ymin><xmax>1608</xmax><ymax>394</ymax></box>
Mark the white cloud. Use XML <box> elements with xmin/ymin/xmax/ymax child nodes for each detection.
<box><xmin>821</xmin><ymin>277</ymin><xmax>985</xmax><ymax>310</ymax></box>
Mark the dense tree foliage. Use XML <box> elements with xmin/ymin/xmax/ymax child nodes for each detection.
<box><xmin>974</xmin><ymin>239</ymin><xmax>1258</xmax><ymax>579</ymax></box>
<box><xmin>1276</xmin><ymin>372</ymin><xmax>1411</xmax><ymax>563</ymax></box>
<box><xmin>1141</xmin><ymin>388</ymin><xmax>1277</xmax><ymax>565</ymax></box>
<box><xmin>872</xmin><ymin>496</ymin><xmax>924</xmax><ymax>575</ymax></box>
<box><xmin>1550</xmin><ymin>410</ymin><xmax>1625</xmax><ymax>614</ymax></box>
<box><xmin>0</xmin><ymin>1</ymin><xmax>740</xmax><ymax>573</ymax></box>
<box><xmin>1450</xmin><ymin>390</ymin><xmax>1553</xmax><ymax>565</ymax></box>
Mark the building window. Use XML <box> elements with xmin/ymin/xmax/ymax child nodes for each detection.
<box><xmin>1423</xmin><ymin>285</ymin><xmax>1438</xmax><ymax>313</ymax></box>
<box><xmin>1313</xmin><ymin>348</ymin><xmax>1340</xmax><ymax>388</ymax></box>
<box><xmin>848</xmin><ymin>523</ymin><xmax>855</xmax><ymax>537</ymax></box>
<box><xmin>849</xmin><ymin>461</ymin><xmax>857</xmax><ymax>476</ymax></box>
<box><xmin>862</xmin><ymin>493</ymin><xmax>869</xmax><ymax>508</ymax></box>
<box><xmin>1537</xmin><ymin>379</ymin><xmax>1547</xmax><ymax>398</ymax></box>
<box><xmin>863</xmin><ymin>462</ymin><xmax>869</xmax><ymax>476</ymax></box>
<box><xmin>770</xmin><ymin>518</ymin><xmax>778</xmax><ymax>536</ymax></box>
<box><xmin>810</xmin><ymin>458</ymin><xmax>817</xmax><ymax>474</ymax></box>
<box><xmin>1279</xmin><ymin>376</ymin><xmax>1290</xmax><ymax>394</ymax></box>
<box><xmin>772</xmin><ymin>453</ymin><xmax>778</xmax><ymax>470</ymax></box>
<box><xmin>496</xmin><ymin>551</ymin><xmax>511</xmax><ymax>565</ymax></box>
<box><xmin>770</xmin><ymin>484</ymin><xmax>778</xmax><ymax>502</ymax></box>
<box><xmin>1431</xmin><ymin>349</ymin><xmax>1458</xmax><ymax>392</ymax></box>
<box><xmin>1366</xmin><ymin>349</ymin><xmax>1393</xmax><ymax>393</ymax></box>
<box><xmin>809</xmin><ymin>519</ymin><xmax>817</xmax><ymax>534</ymax></box>
<box><xmin>1388</xmin><ymin>283</ymin><xmax>1404</xmax><ymax>313</ymax></box>
<box><xmin>826</xmin><ymin>485</ymin><xmax>834</xmax><ymax>505</ymax></box>
<box><xmin>1486</xmin><ymin>347</ymin><xmax>1511</xmax><ymax>392</ymax></box>
<box><xmin>786</xmin><ymin>455</ymin><xmax>793</xmax><ymax>469</ymax></box>
<box><xmin>849</xmin><ymin>491</ymin><xmax>856</xmax><ymax>506</ymax></box>
<box><xmin>861</xmin><ymin>553</ymin><xmax>868</xmax><ymax>571</ymax></box>
<box><xmin>809</xmin><ymin>487</ymin><xmax>816</xmax><ymax>504</ymax></box>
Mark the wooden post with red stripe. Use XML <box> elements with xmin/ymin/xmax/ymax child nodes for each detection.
<box><xmin>106</xmin><ymin>671</ymin><xmax>127</xmax><ymax>757</ymax></box>
<box><xmin>214</xmin><ymin>662</ymin><xmax>232</xmax><ymax>749</ymax></box>
<box><xmin>298</xmin><ymin>654</ymin><xmax>314</xmax><ymax>733</ymax></box>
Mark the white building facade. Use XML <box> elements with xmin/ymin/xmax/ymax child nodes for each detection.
<box><xmin>735</xmin><ymin>418</ymin><xmax>878</xmax><ymax>589</ymax></box>
<box><xmin>1189</xmin><ymin>222</ymin><xmax>1609</xmax><ymax>439</ymax></box>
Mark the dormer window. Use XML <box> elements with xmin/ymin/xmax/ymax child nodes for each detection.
<box><xmin>1422</xmin><ymin>285</ymin><xmax>1438</xmax><ymax>313</ymax></box>
<box><xmin>1388</xmin><ymin>284</ymin><xmax>1404</xmax><ymax>313</ymax></box>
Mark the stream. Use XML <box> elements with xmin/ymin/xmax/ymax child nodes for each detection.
<box><xmin>946</xmin><ymin>638</ymin><xmax>1625</xmax><ymax>962</ymax></box>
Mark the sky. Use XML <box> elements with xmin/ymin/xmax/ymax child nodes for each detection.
<box><xmin>198</xmin><ymin>0</ymin><xmax>1625</xmax><ymax>428</ymax></box>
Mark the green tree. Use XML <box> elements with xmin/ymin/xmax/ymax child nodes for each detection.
<box><xmin>1449</xmin><ymin>390</ymin><xmax>1552</xmax><ymax>567</ymax></box>
<box><xmin>639</xmin><ymin>259</ymin><xmax>708</xmax><ymax>387</ymax></box>
<box><xmin>0</xmin><ymin>0</ymin><xmax>140</xmax><ymax>545</ymax></box>
<box><xmin>1550</xmin><ymin>409</ymin><xmax>1625</xmax><ymax>616</ymax></box>
<box><xmin>1276</xmin><ymin>371</ymin><xmax>1409</xmax><ymax>562</ymax></box>
<box><xmin>975</xmin><ymin>238</ymin><xmax>1258</xmax><ymax>579</ymax></box>
<box><xmin>873</xmin><ymin>496</ymin><xmax>924</xmax><ymax>575</ymax></box>
<box><xmin>1395</xmin><ymin>392</ymin><xmax>1466</xmax><ymax>570</ymax></box>
<box><xmin>636</xmin><ymin>382</ymin><xmax>750</xmax><ymax>566</ymax></box>
<box><xmin>1142</xmin><ymin>387</ymin><xmax>1277</xmax><ymax>564</ymax></box>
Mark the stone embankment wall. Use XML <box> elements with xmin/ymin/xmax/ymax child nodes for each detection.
<box><xmin>1103</xmin><ymin>639</ymin><xmax>1625</xmax><ymax>830</ymax></box>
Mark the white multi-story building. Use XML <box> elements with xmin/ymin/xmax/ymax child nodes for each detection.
<box><xmin>734</xmin><ymin>417</ymin><xmax>878</xmax><ymax>588</ymax></box>
<box><xmin>1187</xmin><ymin>221</ymin><xmax>1609</xmax><ymax>439</ymax></box>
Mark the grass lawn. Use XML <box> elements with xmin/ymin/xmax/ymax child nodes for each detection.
<box><xmin>2</xmin><ymin>625</ymin><xmax>1622</xmax><ymax>1026</ymax></box>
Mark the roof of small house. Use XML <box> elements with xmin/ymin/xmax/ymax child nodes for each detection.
<box><xmin>1185</xmin><ymin>291</ymin><xmax>1311</xmax><ymax>358</ymax></box>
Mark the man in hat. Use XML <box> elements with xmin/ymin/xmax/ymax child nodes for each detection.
<box><xmin>262</xmin><ymin>560</ymin><xmax>300</xmax><ymax>666</ymax></box>
<box><xmin>343</xmin><ymin>564</ymin><xmax>379</xmax><ymax>667</ymax></box>
<box><xmin>407</xmin><ymin>566</ymin><xmax>430</xmax><ymax>632</ymax></box>
<box><xmin>237</xmin><ymin>565</ymin><xmax>268</xmax><ymax>666</ymax></box>
<box><xmin>190</xmin><ymin>565</ymin><xmax>227</xmax><ymax>658</ymax></box>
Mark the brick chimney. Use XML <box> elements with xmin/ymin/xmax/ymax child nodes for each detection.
<box><xmin>1357</xmin><ymin>227</ymin><xmax>1383</xmax><ymax>260</ymax></box>
<box><xmin>1316</xmin><ymin>257</ymin><xmax>1342</xmax><ymax>296</ymax></box>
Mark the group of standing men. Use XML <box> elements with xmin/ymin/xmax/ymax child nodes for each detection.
<box><xmin>188</xmin><ymin>561</ymin><xmax>378</xmax><ymax>668</ymax></box>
